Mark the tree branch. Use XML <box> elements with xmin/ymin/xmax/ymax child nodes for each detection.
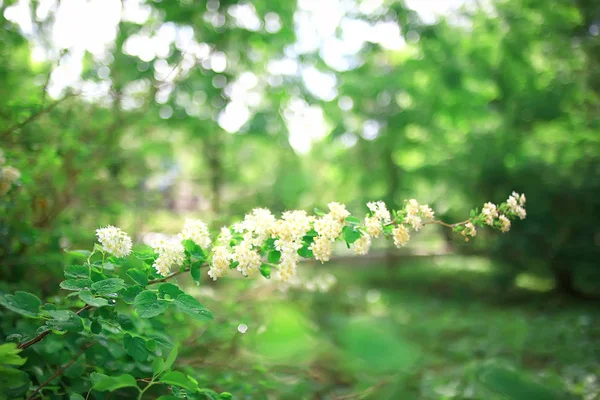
<box><xmin>18</xmin><ymin>305</ymin><xmax>93</xmax><ymax>350</ymax></box>
<box><xmin>1</xmin><ymin>93</ymin><xmax>76</xmax><ymax>138</ymax></box>
<box><xmin>26</xmin><ymin>340</ymin><xmax>97</xmax><ymax>400</ymax></box>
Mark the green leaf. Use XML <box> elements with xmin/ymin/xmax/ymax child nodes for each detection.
<box><xmin>260</xmin><ymin>263</ymin><xmax>271</xmax><ymax>279</ymax></box>
<box><xmin>190</xmin><ymin>263</ymin><xmax>201</xmax><ymax>285</ymax></box>
<box><xmin>0</xmin><ymin>343</ymin><xmax>26</xmax><ymax>366</ymax></box>
<box><xmin>126</xmin><ymin>269</ymin><xmax>148</xmax><ymax>286</ymax></box>
<box><xmin>158</xmin><ymin>283</ymin><xmax>183</xmax><ymax>299</ymax></box>
<box><xmin>157</xmin><ymin>396</ymin><xmax>180</xmax><ymax>400</ymax></box>
<box><xmin>66</xmin><ymin>250</ymin><xmax>91</xmax><ymax>259</ymax></box>
<box><xmin>173</xmin><ymin>294</ymin><xmax>213</xmax><ymax>321</ymax></box>
<box><xmin>297</xmin><ymin>245</ymin><xmax>313</xmax><ymax>259</ymax></box>
<box><xmin>183</xmin><ymin>239</ymin><xmax>207</xmax><ymax>261</ymax></box>
<box><xmin>60</xmin><ymin>279</ymin><xmax>94</xmax><ymax>291</ymax></box>
<box><xmin>345</xmin><ymin>216</ymin><xmax>361</xmax><ymax>224</ymax></box>
<box><xmin>92</xmin><ymin>373</ymin><xmax>138</xmax><ymax>391</ymax></box>
<box><xmin>133</xmin><ymin>250</ymin><xmax>157</xmax><ymax>261</ymax></box>
<box><xmin>219</xmin><ymin>393</ymin><xmax>233</xmax><ymax>400</ymax></box>
<box><xmin>79</xmin><ymin>290</ymin><xmax>109</xmax><ymax>307</ymax></box>
<box><xmin>267</xmin><ymin>250</ymin><xmax>281</xmax><ymax>264</ymax></box>
<box><xmin>90</xmin><ymin>320</ymin><xmax>102</xmax><ymax>334</ymax></box>
<box><xmin>123</xmin><ymin>333</ymin><xmax>149</xmax><ymax>362</ymax></box>
<box><xmin>46</xmin><ymin>310</ymin><xmax>83</xmax><ymax>332</ymax></box>
<box><xmin>117</xmin><ymin>314</ymin><xmax>134</xmax><ymax>330</ymax></box>
<box><xmin>0</xmin><ymin>291</ymin><xmax>42</xmax><ymax>317</ymax></box>
<box><xmin>70</xmin><ymin>394</ymin><xmax>86</xmax><ymax>400</ymax></box>
<box><xmin>64</xmin><ymin>265</ymin><xmax>90</xmax><ymax>278</ymax></box>
<box><xmin>477</xmin><ymin>365</ymin><xmax>565</xmax><ymax>399</ymax></box>
<box><xmin>342</xmin><ymin>226</ymin><xmax>361</xmax><ymax>244</ymax></box>
<box><xmin>159</xmin><ymin>371</ymin><xmax>197</xmax><ymax>391</ymax></box>
<box><xmin>122</xmin><ymin>286</ymin><xmax>143</xmax><ymax>304</ymax></box>
<box><xmin>197</xmin><ymin>389</ymin><xmax>220</xmax><ymax>399</ymax></box>
<box><xmin>0</xmin><ymin>365</ymin><xmax>30</xmax><ymax>398</ymax></box>
<box><xmin>91</xmin><ymin>278</ymin><xmax>125</xmax><ymax>294</ymax></box>
<box><xmin>263</xmin><ymin>238</ymin><xmax>276</xmax><ymax>251</ymax></box>
<box><xmin>152</xmin><ymin>358</ymin><xmax>165</xmax><ymax>377</ymax></box>
<box><xmin>134</xmin><ymin>291</ymin><xmax>169</xmax><ymax>318</ymax></box>
<box><xmin>313</xmin><ymin>207</ymin><xmax>326</xmax><ymax>216</ymax></box>
<box><xmin>146</xmin><ymin>339</ymin><xmax>157</xmax><ymax>352</ymax></box>
<box><xmin>164</xmin><ymin>346</ymin><xmax>178</xmax><ymax>372</ymax></box>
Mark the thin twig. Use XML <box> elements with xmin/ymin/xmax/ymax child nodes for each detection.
<box><xmin>18</xmin><ymin>305</ymin><xmax>93</xmax><ymax>350</ymax></box>
<box><xmin>27</xmin><ymin>340</ymin><xmax>97</xmax><ymax>400</ymax></box>
<box><xmin>148</xmin><ymin>267</ymin><xmax>191</xmax><ymax>285</ymax></box>
<box><xmin>1</xmin><ymin>93</ymin><xmax>77</xmax><ymax>138</ymax></box>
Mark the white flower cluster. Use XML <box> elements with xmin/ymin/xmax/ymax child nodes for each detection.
<box><xmin>507</xmin><ymin>191</ymin><xmax>527</xmax><ymax>220</ymax></box>
<box><xmin>0</xmin><ymin>151</ymin><xmax>21</xmax><ymax>195</ymax></box>
<box><xmin>208</xmin><ymin>245</ymin><xmax>231</xmax><ymax>281</ymax></box>
<box><xmin>461</xmin><ymin>222</ymin><xmax>477</xmax><ymax>240</ymax></box>
<box><xmin>239</xmin><ymin>208</ymin><xmax>276</xmax><ymax>246</ymax></box>
<box><xmin>388</xmin><ymin>199</ymin><xmax>433</xmax><ymax>248</ymax></box>
<box><xmin>232</xmin><ymin>240</ymin><xmax>262</xmax><ymax>277</ymax></box>
<box><xmin>208</xmin><ymin>193</ymin><xmax>525</xmax><ymax>285</ymax></box>
<box><xmin>271</xmin><ymin>210</ymin><xmax>312</xmax><ymax>281</ymax></box>
<box><xmin>481</xmin><ymin>202</ymin><xmax>498</xmax><ymax>226</ymax></box>
<box><xmin>351</xmin><ymin>233</ymin><xmax>371</xmax><ymax>255</ymax></box>
<box><xmin>179</xmin><ymin>218</ymin><xmax>211</xmax><ymax>248</ymax></box>
<box><xmin>95</xmin><ymin>226</ymin><xmax>133</xmax><ymax>258</ymax></box>
<box><xmin>364</xmin><ymin>201</ymin><xmax>391</xmax><ymax>238</ymax></box>
<box><xmin>310</xmin><ymin>202</ymin><xmax>348</xmax><ymax>262</ymax></box>
<box><xmin>392</xmin><ymin>225</ymin><xmax>410</xmax><ymax>248</ymax></box>
<box><xmin>151</xmin><ymin>239</ymin><xmax>185</xmax><ymax>277</ymax></box>
<box><xmin>404</xmin><ymin>199</ymin><xmax>435</xmax><ymax>231</ymax></box>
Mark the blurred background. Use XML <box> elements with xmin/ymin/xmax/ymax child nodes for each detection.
<box><xmin>1</xmin><ymin>0</ymin><xmax>599</xmax><ymax>398</ymax></box>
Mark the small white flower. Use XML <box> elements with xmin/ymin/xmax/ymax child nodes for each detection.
<box><xmin>270</xmin><ymin>210</ymin><xmax>312</xmax><ymax>241</ymax></box>
<box><xmin>232</xmin><ymin>240</ymin><xmax>262</xmax><ymax>277</ymax></box>
<box><xmin>462</xmin><ymin>222</ymin><xmax>477</xmax><ymax>239</ymax></box>
<box><xmin>392</xmin><ymin>225</ymin><xmax>410</xmax><ymax>248</ymax></box>
<box><xmin>309</xmin><ymin>236</ymin><xmax>333</xmax><ymax>263</ymax></box>
<box><xmin>365</xmin><ymin>216</ymin><xmax>383</xmax><ymax>238</ymax></box>
<box><xmin>276</xmin><ymin>256</ymin><xmax>298</xmax><ymax>282</ymax></box>
<box><xmin>481</xmin><ymin>202</ymin><xmax>499</xmax><ymax>226</ymax></box>
<box><xmin>367</xmin><ymin>201</ymin><xmax>391</xmax><ymax>223</ymax></box>
<box><xmin>95</xmin><ymin>226</ymin><xmax>133</xmax><ymax>258</ymax></box>
<box><xmin>208</xmin><ymin>245</ymin><xmax>232</xmax><ymax>280</ymax></box>
<box><xmin>217</xmin><ymin>227</ymin><xmax>233</xmax><ymax>246</ymax></box>
<box><xmin>314</xmin><ymin>214</ymin><xmax>343</xmax><ymax>241</ymax></box>
<box><xmin>351</xmin><ymin>233</ymin><xmax>371</xmax><ymax>255</ymax></box>
<box><xmin>327</xmin><ymin>202</ymin><xmax>350</xmax><ymax>222</ymax></box>
<box><xmin>499</xmin><ymin>215</ymin><xmax>511</xmax><ymax>232</ymax></box>
<box><xmin>507</xmin><ymin>192</ymin><xmax>527</xmax><ymax>220</ymax></box>
<box><xmin>405</xmin><ymin>215</ymin><xmax>423</xmax><ymax>231</ymax></box>
<box><xmin>406</xmin><ymin>199</ymin><xmax>420</xmax><ymax>217</ymax></box>
<box><xmin>419</xmin><ymin>204</ymin><xmax>435</xmax><ymax>221</ymax></box>
<box><xmin>179</xmin><ymin>218</ymin><xmax>212</xmax><ymax>248</ymax></box>
<box><xmin>151</xmin><ymin>239</ymin><xmax>185</xmax><ymax>277</ymax></box>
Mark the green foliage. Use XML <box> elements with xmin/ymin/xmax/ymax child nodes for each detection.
<box><xmin>1</xmin><ymin>0</ymin><xmax>598</xmax><ymax>397</ymax></box>
<box><xmin>0</xmin><ymin>291</ymin><xmax>41</xmax><ymax>317</ymax></box>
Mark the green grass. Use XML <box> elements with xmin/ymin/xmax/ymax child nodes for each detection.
<box><xmin>190</xmin><ymin>256</ymin><xmax>600</xmax><ymax>399</ymax></box>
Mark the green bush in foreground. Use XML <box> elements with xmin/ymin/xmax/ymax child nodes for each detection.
<box><xmin>0</xmin><ymin>193</ymin><xmax>526</xmax><ymax>399</ymax></box>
